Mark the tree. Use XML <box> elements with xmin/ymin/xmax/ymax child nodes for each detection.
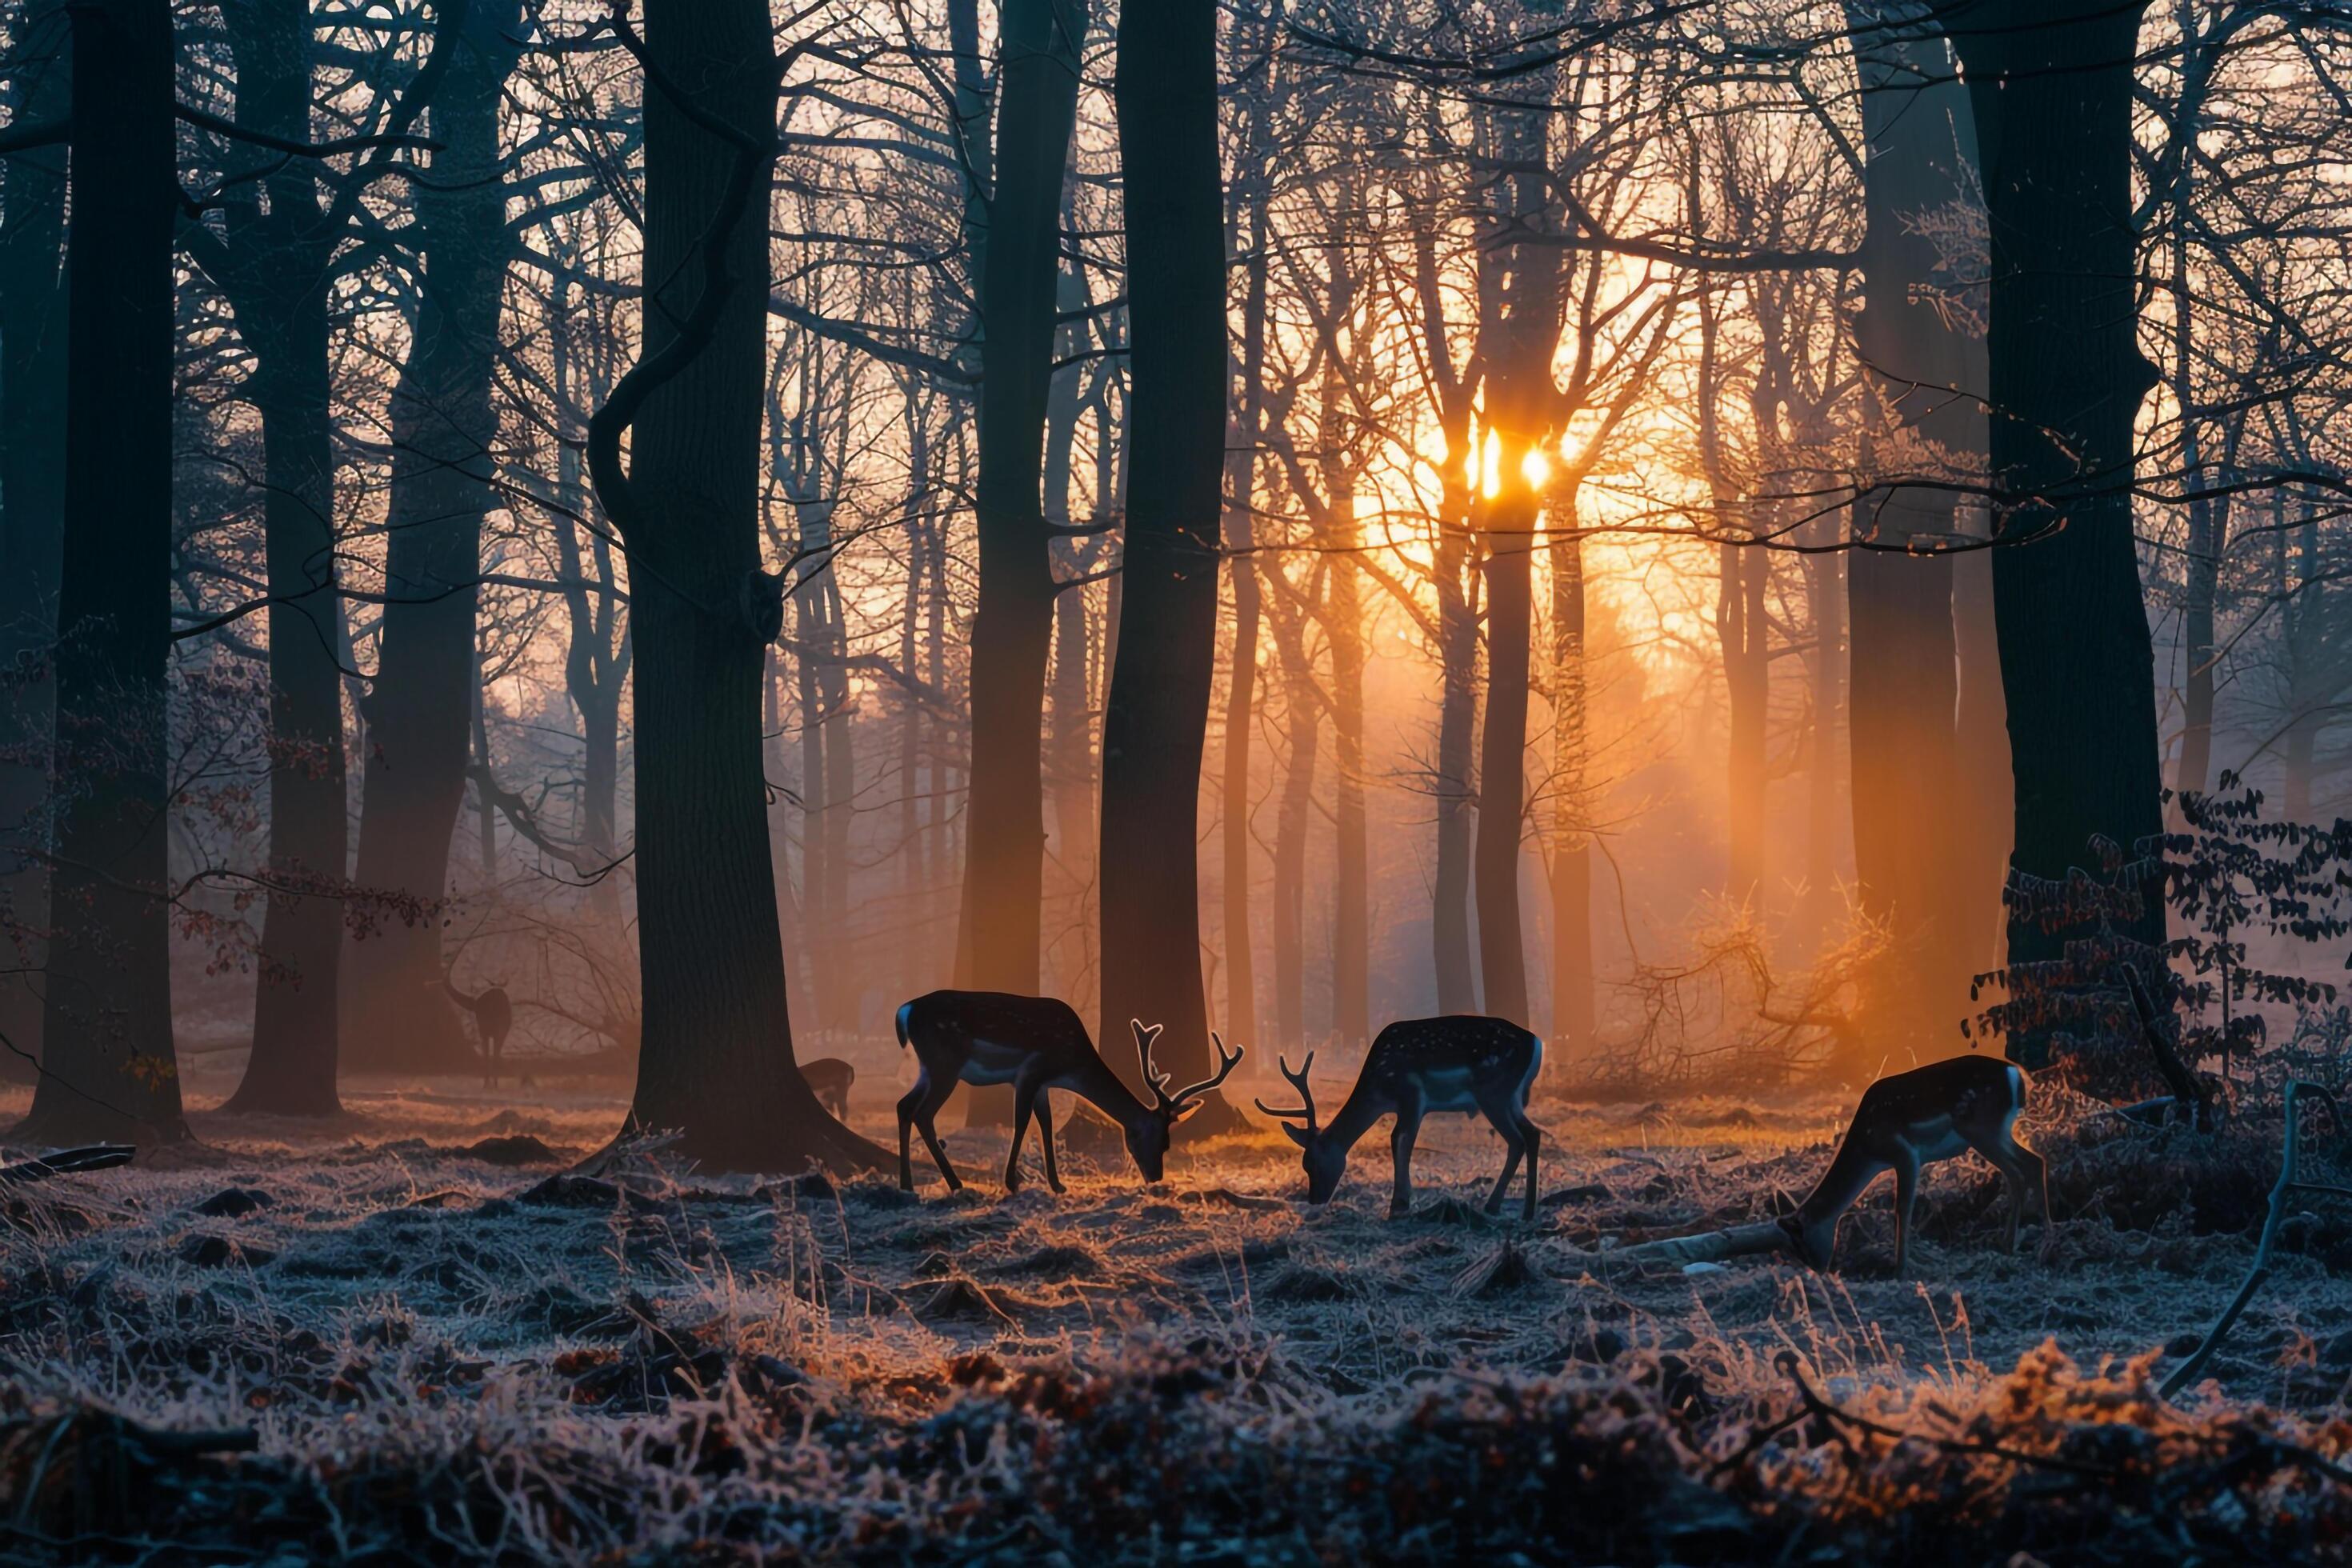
<box><xmin>0</xmin><ymin>0</ymin><xmax>68</xmax><ymax>1078</ymax></box>
<box><xmin>1098</xmin><ymin>0</ymin><xmax>1233</xmax><ymax>1114</ymax></box>
<box><xmin>1945</xmin><ymin>0</ymin><xmax>2168</xmax><ymax>1062</ymax></box>
<box><xmin>1471</xmin><ymin>58</ymin><xmax>1566</xmax><ymax>1031</ymax></box>
<box><xmin>333</xmin><ymin>9</ymin><xmax>526</xmax><ymax>1090</ymax></box>
<box><xmin>16</xmin><ymin>0</ymin><xmax>184</xmax><ymax>1145</ymax></box>
<box><xmin>589</xmin><ymin>0</ymin><xmax>882</xmax><ymax>1171</ymax></box>
<box><xmin>960</xmin><ymin>0</ymin><xmax>1090</xmax><ymax>1000</ymax></box>
<box><xmin>1842</xmin><ymin>7</ymin><xmax>2006</xmax><ymax>1041</ymax></box>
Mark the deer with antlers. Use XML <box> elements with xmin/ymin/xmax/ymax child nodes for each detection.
<box><xmin>893</xmin><ymin>990</ymin><xmax>1244</xmax><ymax>1194</ymax></box>
<box><xmin>1254</xmin><ymin>1015</ymin><xmax>1545</xmax><ymax>1219</ymax></box>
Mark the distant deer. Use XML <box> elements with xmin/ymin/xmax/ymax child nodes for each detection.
<box><xmin>893</xmin><ymin>989</ymin><xmax>1243</xmax><ymax>1194</ymax></box>
<box><xmin>802</xmin><ymin>1056</ymin><xmax>855</xmax><ymax>1120</ymax></box>
<box><xmin>1254</xmin><ymin>1015</ymin><xmax>1544</xmax><ymax>1219</ymax></box>
<box><xmin>442</xmin><ymin>974</ymin><xmax>514</xmax><ymax>1087</ymax></box>
<box><xmin>1782</xmin><ymin>1054</ymin><xmax>2048</xmax><ymax>1274</ymax></box>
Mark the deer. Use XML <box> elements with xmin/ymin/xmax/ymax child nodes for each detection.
<box><xmin>802</xmin><ymin>1057</ymin><xmax>855</xmax><ymax>1120</ymax></box>
<box><xmin>1781</xmin><ymin>1054</ymin><xmax>2049</xmax><ymax>1274</ymax></box>
<box><xmin>893</xmin><ymin>989</ymin><xmax>1245</xmax><ymax>1194</ymax></box>
<box><xmin>442</xmin><ymin>973</ymin><xmax>514</xmax><ymax>1088</ymax></box>
<box><xmin>1253</xmin><ymin>1015</ymin><xmax>1545</xmax><ymax>1220</ymax></box>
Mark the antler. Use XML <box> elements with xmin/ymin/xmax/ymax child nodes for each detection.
<box><xmin>1162</xmin><ymin>1030</ymin><xmax>1246</xmax><ymax>1112</ymax></box>
<box><xmin>1132</xmin><ymin>1020</ymin><xmax>1246</xmax><ymax>1114</ymax></box>
<box><xmin>1252</xmin><ymin>1050</ymin><xmax>1319</xmax><ymax>1132</ymax></box>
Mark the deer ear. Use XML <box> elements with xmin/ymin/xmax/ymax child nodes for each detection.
<box><xmin>1281</xmin><ymin>1122</ymin><xmax>1311</xmax><ymax>1147</ymax></box>
<box><xmin>1171</xmin><ymin>1100</ymin><xmax>1202</xmax><ymax>1124</ymax></box>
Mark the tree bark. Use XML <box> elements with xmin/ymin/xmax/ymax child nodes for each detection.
<box><xmin>18</xmin><ymin>0</ymin><xmax>185</xmax><ymax>1145</ymax></box>
<box><xmin>330</xmin><ymin>12</ymin><xmax>519</xmax><ymax>1089</ymax></box>
<box><xmin>962</xmin><ymin>0</ymin><xmax>1087</xmax><ymax>997</ymax></box>
<box><xmin>1549</xmin><ymin>492</ymin><xmax>1593</xmax><ymax>1050</ymax></box>
<box><xmin>0</xmin><ymin>0</ymin><xmax>69</xmax><ymax>1078</ymax></box>
<box><xmin>1843</xmin><ymin>10</ymin><xmax>1994</xmax><ymax>1035</ymax></box>
<box><xmin>1950</xmin><ymin>0</ymin><xmax>2166</xmax><ymax>1063</ymax></box>
<box><xmin>1098</xmin><ymin>0</ymin><xmax>1232</xmax><ymax>1118</ymax></box>
<box><xmin>594</xmin><ymin>0</ymin><xmax>882</xmax><ymax>1171</ymax></box>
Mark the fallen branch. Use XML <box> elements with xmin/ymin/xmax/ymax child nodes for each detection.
<box><xmin>0</xmin><ymin>1145</ymin><xmax>135</xmax><ymax>1185</ymax></box>
<box><xmin>2160</xmin><ymin>1080</ymin><xmax>2346</xmax><ymax>1399</ymax></box>
<box><xmin>1573</xmin><ymin>1219</ymin><xmax>1795</xmax><ymax>1271</ymax></box>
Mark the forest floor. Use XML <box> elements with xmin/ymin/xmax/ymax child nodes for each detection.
<box><xmin>2</xmin><ymin>1048</ymin><xmax>2351</xmax><ymax>1563</ymax></box>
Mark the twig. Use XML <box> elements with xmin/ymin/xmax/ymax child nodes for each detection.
<box><xmin>2159</xmin><ymin>1081</ymin><xmax>2346</xmax><ymax>1399</ymax></box>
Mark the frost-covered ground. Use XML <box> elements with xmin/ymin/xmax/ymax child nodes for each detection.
<box><xmin>2</xmin><ymin>1049</ymin><xmax>2350</xmax><ymax>1563</ymax></box>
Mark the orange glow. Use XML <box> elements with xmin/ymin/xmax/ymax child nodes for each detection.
<box><xmin>1480</xmin><ymin>429</ymin><xmax>1502</xmax><ymax>498</ymax></box>
<box><xmin>1520</xmin><ymin>448</ymin><xmax>1550</xmax><ymax>490</ymax></box>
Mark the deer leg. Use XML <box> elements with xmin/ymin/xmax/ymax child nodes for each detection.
<box><xmin>1389</xmin><ymin>1087</ymin><xmax>1425</xmax><ymax>1219</ymax></box>
<box><xmin>1517</xmin><ymin>1113</ymin><xmax>1542</xmax><ymax>1222</ymax></box>
<box><xmin>1034</xmin><ymin>1091</ymin><xmax>1065</xmax><ymax>1194</ymax></box>
<box><xmin>1474</xmin><ymin>1086</ymin><xmax>1526</xmax><ymax>1216</ymax></box>
<box><xmin>896</xmin><ymin>1078</ymin><xmax>924</xmax><ymax>1191</ymax></box>
<box><xmin>916</xmin><ymin>1077</ymin><xmax>964</xmax><ymax>1193</ymax></box>
<box><xmin>1890</xmin><ymin>1142</ymin><xmax>1922</xmax><ymax>1275</ymax></box>
<box><xmin>1004</xmin><ymin>1086</ymin><xmax>1035</xmax><ymax>1193</ymax></box>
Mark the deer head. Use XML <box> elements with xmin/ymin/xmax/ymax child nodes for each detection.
<box><xmin>1122</xmin><ymin>1019</ymin><xmax>1244</xmax><ymax>1179</ymax></box>
<box><xmin>1254</xmin><ymin>1052</ymin><xmax>1344</xmax><ymax>1202</ymax></box>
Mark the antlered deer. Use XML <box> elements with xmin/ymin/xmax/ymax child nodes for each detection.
<box><xmin>1782</xmin><ymin>1054</ymin><xmax>2049</xmax><ymax>1273</ymax></box>
<box><xmin>802</xmin><ymin>1057</ymin><xmax>855</xmax><ymax>1120</ymax></box>
<box><xmin>1254</xmin><ymin>1015</ymin><xmax>1544</xmax><ymax>1219</ymax></box>
<box><xmin>894</xmin><ymin>990</ymin><xmax>1243</xmax><ymax>1194</ymax></box>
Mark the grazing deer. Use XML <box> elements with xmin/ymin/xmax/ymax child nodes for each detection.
<box><xmin>802</xmin><ymin>1056</ymin><xmax>855</xmax><ymax>1120</ymax></box>
<box><xmin>894</xmin><ymin>989</ymin><xmax>1244</xmax><ymax>1194</ymax></box>
<box><xmin>1782</xmin><ymin>1054</ymin><xmax>2049</xmax><ymax>1274</ymax></box>
<box><xmin>1254</xmin><ymin>1015</ymin><xmax>1544</xmax><ymax>1219</ymax></box>
<box><xmin>442</xmin><ymin>974</ymin><xmax>514</xmax><ymax>1087</ymax></box>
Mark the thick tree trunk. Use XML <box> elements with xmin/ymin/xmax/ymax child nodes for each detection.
<box><xmin>330</xmin><ymin>17</ymin><xmax>516</xmax><ymax>1088</ymax></box>
<box><xmin>1476</xmin><ymin>503</ymin><xmax>1534</xmax><ymax>1026</ymax></box>
<box><xmin>0</xmin><ymin>1</ymin><xmax>69</xmax><ymax>1078</ymax></box>
<box><xmin>962</xmin><ymin>0</ymin><xmax>1086</xmax><ymax>998</ymax></box>
<box><xmin>18</xmin><ymin>0</ymin><xmax>184</xmax><ymax>1145</ymax></box>
<box><xmin>598</xmin><ymin>0</ymin><xmax>881</xmax><ymax>1171</ymax></box>
<box><xmin>1844</xmin><ymin>12</ymin><xmax>1994</xmax><ymax>1036</ymax></box>
<box><xmin>245</xmin><ymin>346</ymin><xmax>348</xmax><ymax>1103</ymax></box>
<box><xmin>1098</xmin><ymin>0</ymin><xmax>1232</xmax><ymax>1118</ymax></box>
<box><xmin>1954</xmin><ymin>1</ymin><xmax>2166</xmax><ymax>1064</ymax></box>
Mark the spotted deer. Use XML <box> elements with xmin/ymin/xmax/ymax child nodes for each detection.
<box><xmin>1254</xmin><ymin>1015</ymin><xmax>1544</xmax><ymax>1219</ymax></box>
<box><xmin>894</xmin><ymin>990</ymin><xmax>1243</xmax><ymax>1194</ymax></box>
<box><xmin>1782</xmin><ymin>1054</ymin><xmax>2049</xmax><ymax>1273</ymax></box>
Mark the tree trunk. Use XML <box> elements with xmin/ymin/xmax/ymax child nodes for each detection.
<box><xmin>0</xmin><ymin>0</ymin><xmax>69</xmax><ymax>1078</ymax></box>
<box><xmin>1549</xmin><ymin>493</ymin><xmax>1592</xmax><ymax>1050</ymax></box>
<box><xmin>330</xmin><ymin>16</ymin><xmax>517</xmax><ymax>1088</ymax></box>
<box><xmin>1098</xmin><ymin>0</ymin><xmax>1231</xmax><ymax>1118</ymax></box>
<box><xmin>1220</xmin><ymin>181</ymin><xmax>1267</xmax><ymax>1050</ymax></box>
<box><xmin>1266</xmin><ymin>582</ymin><xmax>1322</xmax><ymax>1049</ymax></box>
<box><xmin>1324</xmin><ymin>501</ymin><xmax>1370</xmax><ymax>1050</ymax></box>
<box><xmin>595</xmin><ymin>0</ymin><xmax>881</xmax><ymax>1171</ymax></box>
<box><xmin>1718</xmin><ymin>535</ymin><xmax>1770</xmax><ymax>905</ymax></box>
<box><xmin>18</xmin><ymin>0</ymin><xmax>184</xmax><ymax>1145</ymax></box>
<box><xmin>1844</xmin><ymin>11</ymin><xmax>1995</xmax><ymax>1036</ymax></box>
<box><xmin>1954</xmin><ymin>1</ymin><xmax>2166</xmax><ymax>1064</ymax></box>
<box><xmin>1477</xmin><ymin>506</ymin><xmax>1535</xmax><ymax>1026</ymax></box>
<box><xmin>961</xmin><ymin>0</ymin><xmax>1087</xmax><ymax>998</ymax></box>
<box><xmin>1432</xmin><ymin>530</ymin><xmax>1482</xmax><ymax>1014</ymax></box>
